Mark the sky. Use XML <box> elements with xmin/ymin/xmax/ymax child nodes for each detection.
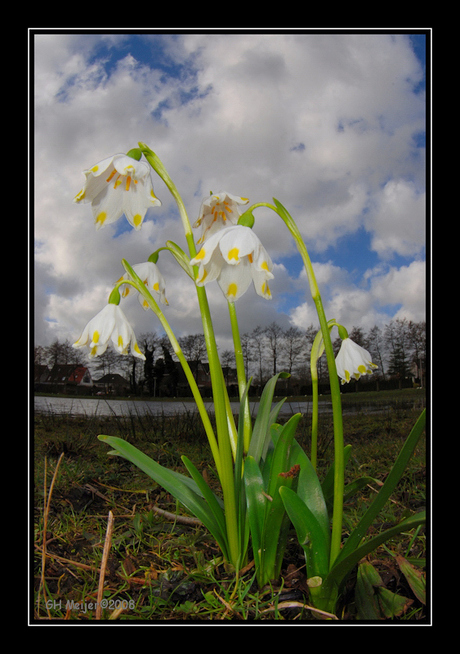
<box><xmin>32</xmin><ymin>29</ymin><xmax>427</xmax><ymax>361</ymax></box>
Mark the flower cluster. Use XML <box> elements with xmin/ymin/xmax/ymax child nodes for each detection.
<box><xmin>73</xmin><ymin>151</ymin><xmax>378</xmax><ymax>389</ymax></box>
<box><xmin>189</xmin><ymin>192</ymin><xmax>274</xmax><ymax>302</ymax></box>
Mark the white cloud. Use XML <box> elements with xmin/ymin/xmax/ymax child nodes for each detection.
<box><xmin>33</xmin><ymin>31</ymin><xmax>426</xmax><ymax>352</ymax></box>
<box><xmin>365</xmin><ymin>180</ymin><xmax>426</xmax><ymax>258</ymax></box>
<box><xmin>370</xmin><ymin>260</ymin><xmax>426</xmax><ymax>321</ymax></box>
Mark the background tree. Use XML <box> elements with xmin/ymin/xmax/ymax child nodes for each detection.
<box><xmin>221</xmin><ymin>349</ymin><xmax>235</xmax><ymax>390</ymax></box>
<box><xmin>178</xmin><ymin>334</ymin><xmax>207</xmax><ymax>361</ymax></box>
<box><xmin>282</xmin><ymin>326</ymin><xmax>304</xmax><ymax>375</ymax></box>
<box><xmin>385</xmin><ymin>319</ymin><xmax>411</xmax><ymax>386</ymax></box>
<box><xmin>34</xmin><ymin>317</ymin><xmax>427</xmax><ymax>396</ymax></box>
<box><xmin>240</xmin><ymin>332</ymin><xmax>253</xmax><ymax>380</ymax></box>
<box><xmin>281</xmin><ymin>326</ymin><xmax>305</xmax><ymax>392</ymax></box>
<box><xmin>34</xmin><ymin>345</ymin><xmax>47</xmax><ymax>365</ymax></box>
<box><xmin>161</xmin><ymin>343</ymin><xmax>179</xmax><ymax>396</ymax></box>
<box><xmin>367</xmin><ymin>325</ymin><xmax>386</xmax><ymax>380</ymax></box>
<box><xmin>140</xmin><ymin>332</ymin><xmax>158</xmax><ymax>396</ymax></box>
<box><xmin>46</xmin><ymin>339</ymin><xmax>78</xmax><ymax>366</ymax></box>
<box><xmin>250</xmin><ymin>325</ymin><xmax>268</xmax><ymax>386</ymax></box>
<box><xmin>265</xmin><ymin>322</ymin><xmax>285</xmax><ymax>376</ymax></box>
<box><xmin>349</xmin><ymin>326</ymin><xmax>368</xmax><ymax>348</ymax></box>
<box><xmin>407</xmin><ymin>320</ymin><xmax>426</xmax><ymax>387</ymax></box>
<box><xmin>91</xmin><ymin>348</ymin><xmax>121</xmax><ymax>378</ymax></box>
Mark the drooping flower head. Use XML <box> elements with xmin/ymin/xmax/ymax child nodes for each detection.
<box><xmin>193</xmin><ymin>192</ymin><xmax>249</xmax><ymax>243</ymax></box>
<box><xmin>72</xmin><ymin>303</ymin><xmax>145</xmax><ymax>359</ymax></box>
<box><xmin>74</xmin><ymin>153</ymin><xmax>161</xmax><ymax>230</ymax></box>
<box><xmin>335</xmin><ymin>338</ymin><xmax>377</xmax><ymax>384</ymax></box>
<box><xmin>117</xmin><ymin>261</ymin><xmax>168</xmax><ymax>309</ymax></box>
<box><xmin>190</xmin><ymin>224</ymin><xmax>274</xmax><ymax>302</ymax></box>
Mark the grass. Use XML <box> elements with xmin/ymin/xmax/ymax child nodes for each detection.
<box><xmin>33</xmin><ymin>389</ymin><xmax>427</xmax><ymax>622</ymax></box>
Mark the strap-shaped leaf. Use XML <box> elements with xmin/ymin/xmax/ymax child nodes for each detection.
<box><xmin>266</xmin><ymin>414</ymin><xmax>302</xmax><ymax>499</ymax></box>
<box><xmin>279</xmin><ymin>485</ymin><xmax>330</xmax><ymax>579</ymax></box>
<box><xmin>248</xmin><ymin>372</ymin><xmax>289</xmax><ymax>464</ymax></box>
<box><xmin>253</xmin><ymin>415</ymin><xmax>303</xmax><ymax>581</ymax></box>
<box><xmin>324</xmin><ymin>511</ymin><xmax>426</xmax><ymax>599</ymax></box>
<box><xmin>335</xmin><ymin>409</ymin><xmax>426</xmax><ymax>566</ymax></box>
<box><xmin>289</xmin><ymin>440</ymin><xmax>330</xmax><ymax>547</ymax></box>
<box><xmin>98</xmin><ymin>435</ymin><xmax>229</xmax><ymax>560</ymax></box>
<box><xmin>181</xmin><ymin>456</ymin><xmax>228</xmax><ymax>537</ymax></box>
<box><xmin>243</xmin><ymin>455</ymin><xmax>267</xmax><ymax>570</ymax></box>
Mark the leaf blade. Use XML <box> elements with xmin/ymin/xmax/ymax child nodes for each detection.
<box><xmin>98</xmin><ymin>435</ymin><xmax>229</xmax><ymax>558</ymax></box>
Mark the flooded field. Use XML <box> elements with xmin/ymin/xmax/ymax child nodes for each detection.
<box><xmin>34</xmin><ymin>391</ymin><xmax>426</xmax><ymax>419</ymax></box>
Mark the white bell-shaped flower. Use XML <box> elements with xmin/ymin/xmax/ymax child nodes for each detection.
<box><xmin>193</xmin><ymin>192</ymin><xmax>249</xmax><ymax>243</ymax></box>
<box><xmin>190</xmin><ymin>225</ymin><xmax>274</xmax><ymax>302</ymax></box>
<box><xmin>73</xmin><ymin>303</ymin><xmax>145</xmax><ymax>359</ymax></box>
<box><xmin>335</xmin><ymin>338</ymin><xmax>377</xmax><ymax>384</ymax></box>
<box><xmin>117</xmin><ymin>261</ymin><xmax>168</xmax><ymax>309</ymax></box>
<box><xmin>74</xmin><ymin>154</ymin><xmax>161</xmax><ymax>230</ymax></box>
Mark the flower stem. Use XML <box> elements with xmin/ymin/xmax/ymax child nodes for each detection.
<box><xmin>228</xmin><ymin>301</ymin><xmax>252</xmax><ymax>452</ymax></box>
<box><xmin>309</xmin><ymin>320</ymin><xmax>337</xmax><ymax>470</ymax></box>
<box><xmin>310</xmin><ymin>363</ymin><xmax>319</xmax><ymax>470</ymax></box>
<box><xmin>139</xmin><ymin>144</ymin><xmax>240</xmax><ymax>567</ymax></box>
<box><xmin>117</xmin><ymin>265</ymin><xmax>221</xmax><ymax>479</ymax></box>
<box><xmin>265</xmin><ymin>199</ymin><xmax>345</xmax><ymax>568</ymax></box>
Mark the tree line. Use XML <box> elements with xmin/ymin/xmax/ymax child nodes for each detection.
<box><xmin>34</xmin><ymin>317</ymin><xmax>426</xmax><ymax>396</ymax></box>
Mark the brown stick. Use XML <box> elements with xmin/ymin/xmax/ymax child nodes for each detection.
<box><xmin>96</xmin><ymin>510</ymin><xmax>114</xmax><ymax>619</ymax></box>
<box><xmin>151</xmin><ymin>504</ymin><xmax>202</xmax><ymax>526</ymax></box>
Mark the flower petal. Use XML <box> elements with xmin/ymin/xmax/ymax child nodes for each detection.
<box><xmin>218</xmin><ymin>258</ymin><xmax>253</xmax><ymax>301</ymax></box>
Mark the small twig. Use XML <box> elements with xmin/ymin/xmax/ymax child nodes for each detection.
<box><xmin>151</xmin><ymin>504</ymin><xmax>202</xmax><ymax>526</ymax></box>
<box><xmin>261</xmin><ymin>600</ymin><xmax>339</xmax><ymax>620</ymax></box>
<box><xmin>214</xmin><ymin>590</ymin><xmax>244</xmax><ymax>620</ymax></box>
<box><xmin>96</xmin><ymin>510</ymin><xmax>114</xmax><ymax>619</ymax></box>
<box><xmin>34</xmin><ymin>544</ymin><xmax>98</xmax><ymax>571</ymax></box>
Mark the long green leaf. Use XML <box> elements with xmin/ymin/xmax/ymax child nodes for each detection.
<box><xmin>279</xmin><ymin>485</ymin><xmax>330</xmax><ymax>579</ymax></box>
<box><xmin>323</xmin><ymin>511</ymin><xmax>426</xmax><ymax>598</ymax></box>
<box><xmin>259</xmin><ymin>415</ymin><xmax>303</xmax><ymax>581</ymax></box>
<box><xmin>181</xmin><ymin>456</ymin><xmax>228</xmax><ymax>539</ymax></box>
<box><xmin>98</xmin><ymin>435</ymin><xmax>229</xmax><ymax>559</ymax></box>
<box><xmin>248</xmin><ymin>372</ymin><xmax>289</xmax><ymax>464</ymax></box>
<box><xmin>266</xmin><ymin>414</ymin><xmax>302</xmax><ymax>498</ymax></box>
<box><xmin>243</xmin><ymin>455</ymin><xmax>267</xmax><ymax>571</ymax></box>
<box><xmin>335</xmin><ymin>409</ymin><xmax>426</xmax><ymax>566</ymax></box>
<box><xmin>234</xmin><ymin>380</ymin><xmax>251</xmax><ymax>566</ymax></box>
<box><xmin>289</xmin><ymin>440</ymin><xmax>330</xmax><ymax>547</ymax></box>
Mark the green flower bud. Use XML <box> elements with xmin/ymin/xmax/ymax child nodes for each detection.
<box><xmin>108</xmin><ymin>286</ymin><xmax>121</xmax><ymax>305</ymax></box>
<box><xmin>238</xmin><ymin>211</ymin><xmax>255</xmax><ymax>229</ymax></box>
<box><xmin>126</xmin><ymin>148</ymin><xmax>143</xmax><ymax>161</ymax></box>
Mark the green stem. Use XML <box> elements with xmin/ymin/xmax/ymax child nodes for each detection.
<box><xmin>139</xmin><ymin>142</ymin><xmax>197</xmax><ymax>256</ymax></box>
<box><xmin>262</xmin><ymin>199</ymin><xmax>345</xmax><ymax>568</ymax></box>
<box><xmin>139</xmin><ymin>144</ymin><xmax>240</xmax><ymax>567</ymax></box>
<box><xmin>228</xmin><ymin>301</ymin><xmax>252</xmax><ymax>453</ymax></box>
<box><xmin>311</xmin><ymin>367</ymin><xmax>319</xmax><ymax>470</ymax></box>
<box><xmin>309</xmin><ymin>320</ymin><xmax>338</xmax><ymax>470</ymax></box>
